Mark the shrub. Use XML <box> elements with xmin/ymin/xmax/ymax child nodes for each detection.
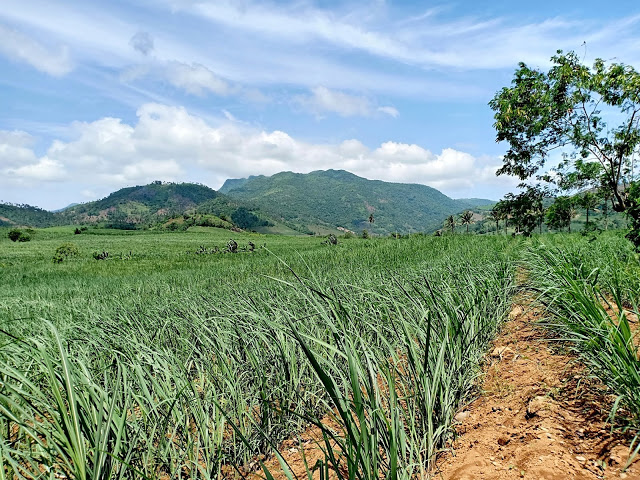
<box><xmin>8</xmin><ymin>228</ymin><xmax>22</xmax><ymax>242</ymax></box>
<box><xmin>53</xmin><ymin>243</ymin><xmax>79</xmax><ymax>264</ymax></box>
<box><xmin>361</xmin><ymin>229</ymin><xmax>370</xmax><ymax>239</ymax></box>
<box><xmin>92</xmin><ymin>251</ymin><xmax>109</xmax><ymax>260</ymax></box>
<box><xmin>17</xmin><ymin>232</ymin><xmax>31</xmax><ymax>242</ymax></box>
<box><xmin>74</xmin><ymin>228</ymin><xmax>82</xmax><ymax>235</ymax></box>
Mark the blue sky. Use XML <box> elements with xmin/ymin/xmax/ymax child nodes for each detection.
<box><xmin>1</xmin><ymin>0</ymin><xmax>639</xmax><ymax>210</ymax></box>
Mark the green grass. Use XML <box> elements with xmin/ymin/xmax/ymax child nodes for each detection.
<box><xmin>525</xmin><ymin>233</ymin><xmax>640</xmax><ymax>467</ymax></box>
<box><xmin>1</xmin><ymin>228</ymin><xmax>520</xmax><ymax>479</ymax></box>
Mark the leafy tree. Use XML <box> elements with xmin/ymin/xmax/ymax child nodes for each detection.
<box><xmin>489</xmin><ymin>50</ymin><xmax>640</xmax><ymax>246</ymax></box>
<box><xmin>546</xmin><ymin>196</ymin><xmax>576</xmax><ymax>232</ymax></box>
<box><xmin>459</xmin><ymin>210</ymin><xmax>474</xmax><ymax>233</ymax></box>
<box><xmin>444</xmin><ymin>215</ymin><xmax>456</xmax><ymax>234</ymax></box>
<box><xmin>502</xmin><ymin>187</ymin><xmax>543</xmax><ymax>236</ymax></box>
<box><xmin>577</xmin><ymin>191</ymin><xmax>599</xmax><ymax>228</ymax></box>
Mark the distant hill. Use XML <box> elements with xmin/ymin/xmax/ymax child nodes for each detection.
<box><xmin>457</xmin><ymin>198</ymin><xmax>495</xmax><ymax>208</ymax></box>
<box><xmin>0</xmin><ymin>203</ymin><xmax>57</xmax><ymax>228</ymax></box>
<box><xmin>52</xmin><ymin>203</ymin><xmax>79</xmax><ymax>213</ymax></box>
<box><xmin>56</xmin><ymin>181</ymin><xmax>274</xmax><ymax>231</ymax></box>
<box><xmin>219</xmin><ymin>169</ymin><xmax>485</xmax><ymax>234</ymax></box>
<box><xmin>56</xmin><ymin>181</ymin><xmax>220</xmax><ymax>228</ymax></box>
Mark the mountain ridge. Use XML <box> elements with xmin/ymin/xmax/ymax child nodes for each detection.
<box><xmin>2</xmin><ymin>171</ymin><xmax>492</xmax><ymax>234</ymax></box>
<box><xmin>220</xmin><ymin>169</ymin><xmax>492</xmax><ymax>234</ymax></box>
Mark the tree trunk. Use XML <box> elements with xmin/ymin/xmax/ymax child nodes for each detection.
<box><xmin>496</xmin><ymin>220</ymin><xmax>499</xmax><ymax>234</ymax></box>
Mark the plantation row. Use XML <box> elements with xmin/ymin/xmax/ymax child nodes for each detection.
<box><xmin>1</xmin><ymin>229</ymin><xmax>639</xmax><ymax>478</ymax></box>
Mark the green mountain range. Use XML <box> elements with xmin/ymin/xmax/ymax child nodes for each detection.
<box><xmin>2</xmin><ymin>171</ymin><xmax>492</xmax><ymax>234</ymax></box>
<box><xmin>219</xmin><ymin>169</ymin><xmax>492</xmax><ymax>234</ymax></box>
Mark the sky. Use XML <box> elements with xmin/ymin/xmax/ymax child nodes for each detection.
<box><xmin>1</xmin><ymin>0</ymin><xmax>639</xmax><ymax>210</ymax></box>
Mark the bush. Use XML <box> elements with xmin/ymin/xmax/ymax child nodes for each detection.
<box><xmin>361</xmin><ymin>229</ymin><xmax>370</xmax><ymax>239</ymax></box>
<box><xmin>8</xmin><ymin>228</ymin><xmax>32</xmax><ymax>242</ymax></box>
<box><xmin>53</xmin><ymin>243</ymin><xmax>79</xmax><ymax>264</ymax></box>
<box><xmin>8</xmin><ymin>228</ymin><xmax>22</xmax><ymax>242</ymax></box>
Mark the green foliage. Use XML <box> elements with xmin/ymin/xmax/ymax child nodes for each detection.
<box><xmin>546</xmin><ymin>196</ymin><xmax>576</xmax><ymax>231</ymax></box>
<box><xmin>7</xmin><ymin>228</ymin><xmax>32</xmax><ymax>242</ymax></box>
<box><xmin>526</xmin><ymin>236</ymin><xmax>640</xmax><ymax>441</ymax></box>
<box><xmin>52</xmin><ymin>242</ymin><xmax>79</xmax><ymax>263</ymax></box>
<box><xmin>361</xmin><ymin>229</ymin><xmax>370</xmax><ymax>239</ymax></box>
<box><xmin>459</xmin><ymin>210</ymin><xmax>474</xmax><ymax>233</ymax></box>
<box><xmin>626</xmin><ymin>182</ymin><xmax>640</xmax><ymax>250</ymax></box>
<box><xmin>0</xmin><ymin>231</ymin><xmax>516</xmax><ymax>479</ymax></box>
<box><xmin>220</xmin><ymin>169</ymin><xmax>491</xmax><ymax>234</ymax></box>
<box><xmin>8</xmin><ymin>228</ymin><xmax>22</xmax><ymax>242</ymax></box>
<box><xmin>577</xmin><ymin>191</ymin><xmax>600</xmax><ymax>228</ymax></box>
<box><xmin>444</xmin><ymin>215</ymin><xmax>456</xmax><ymax>233</ymax></box>
<box><xmin>231</xmin><ymin>207</ymin><xmax>270</xmax><ymax>229</ymax></box>
<box><xmin>501</xmin><ymin>187</ymin><xmax>545</xmax><ymax>236</ymax></box>
<box><xmin>0</xmin><ymin>202</ymin><xmax>56</xmax><ymax>228</ymax></box>
<box><xmin>490</xmin><ymin>50</ymin><xmax>640</xmax><ymax>244</ymax></box>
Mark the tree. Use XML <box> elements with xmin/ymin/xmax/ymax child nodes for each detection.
<box><xmin>577</xmin><ymin>191</ymin><xmax>599</xmax><ymax>229</ymax></box>
<box><xmin>502</xmin><ymin>187</ymin><xmax>543</xmax><ymax>236</ymax></box>
<box><xmin>444</xmin><ymin>215</ymin><xmax>456</xmax><ymax>234</ymax></box>
<box><xmin>488</xmin><ymin>207</ymin><xmax>502</xmax><ymax>234</ymax></box>
<box><xmin>546</xmin><ymin>196</ymin><xmax>576</xmax><ymax>232</ymax></box>
<box><xmin>368</xmin><ymin>213</ymin><xmax>374</xmax><ymax>224</ymax></box>
<box><xmin>459</xmin><ymin>210</ymin><xmax>474</xmax><ymax>233</ymax></box>
<box><xmin>489</xmin><ymin>50</ymin><xmax>640</xmax><ymax>246</ymax></box>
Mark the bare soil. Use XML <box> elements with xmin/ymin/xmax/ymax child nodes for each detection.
<box><xmin>433</xmin><ymin>293</ymin><xmax>640</xmax><ymax>480</ymax></box>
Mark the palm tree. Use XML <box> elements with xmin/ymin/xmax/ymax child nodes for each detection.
<box><xmin>444</xmin><ymin>215</ymin><xmax>456</xmax><ymax>234</ymax></box>
<box><xmin>488</xmin><ymin>208</ymin><xmax>502</xmax><ymax>234</ymax></box>
<box><xmin>460</xmin><ymin>210</ymin><xmax>474</xmax><ymax>233</ymax></box>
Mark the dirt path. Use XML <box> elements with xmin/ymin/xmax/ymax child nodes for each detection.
<box><xmin>433</xmin><ymin>293</ymin><xmax>640</xmax><ymax>480</ymax></box>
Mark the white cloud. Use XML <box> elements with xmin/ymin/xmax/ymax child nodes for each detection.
<box><xmin>0</xmin><ymin>23</ymin><xmax>72</xmax><ymax>76</ymax></box>
<box><xmin>0</xmin><ymin>130</ymin><xmax>38</xmax><ymax>168</ymax></box>
<box><xmin>0</xmin><ymin>104</ymin><xmax>514</xmax><ymax>198</ymax></box>
<box><xmin>7</xmin><ymin>157</ymin><xmax>66</xmax><ymax>181</ymax></box>
<box><xmin>164</xmin><ymin>61</ymin><xmax>231</xmax><ymax>96</ymax></box>
<box><xmin>377</xmin><ymin>106</ymin><xmax>399</xmax><ymax>118</ymax></box>
<box><xmin>121</xmin><ymin>60</ymin><xmax>266</xmax><ymax>100</ymax></box>
<box><xmin>296</xmin><ymin>86</ymin><xmax>398</xmax><ymax>118</ymax></box>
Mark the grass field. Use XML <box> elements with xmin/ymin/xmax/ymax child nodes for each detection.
<box><xmin>1</xmin><ymin>227</ymin><xmax>639</xmax><ymax>478</ymax></box>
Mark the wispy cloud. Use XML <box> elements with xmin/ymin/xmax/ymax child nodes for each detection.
<box><xmin>0</xmin><ymin>23</ymin><xmax>72</xmax><ymax>76</ymax></box>
<box><xmin>166</xmin><ymin>1</ymin><xmax>640</xmax><ymax>69</ymax></box>
<box><xmin>295</xmin><ymin>87</ymin><xmax>398</xmax><ymax>118</ymax></box>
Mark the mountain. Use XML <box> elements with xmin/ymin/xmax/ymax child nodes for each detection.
<box><xmin>0</xmin><ymin>203</ymin><xmax>57</xmax><ymax>228</ymax></box>
<box><xmin>52</xmin><ymin>203</ymin><xmax>79</xmax><ymax>213</ymax></box>
<box><xmin>457</xmin><ymin>198</ymin><xmax>495</xmax><ymax>208</ymax></box>
<box><xmin>219</xmin><ymin>169</ymin><xmax>486</xmax><ymax>234</ymax></box>
<box><xmin>57</xmin><ymin>181</ymin><xmax>274</xmax><ymax>230</ymax></box>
